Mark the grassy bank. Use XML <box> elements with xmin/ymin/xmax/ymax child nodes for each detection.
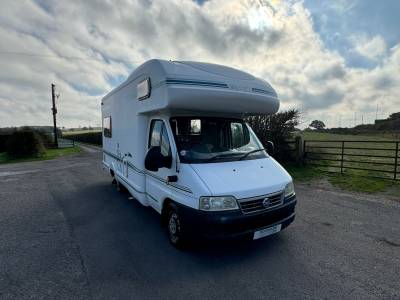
<box><xmin>0</xmin><ymin>146</ymin><xmax>81</xmax><ymax>164</ymax></box>
<box><xmin>285</xmin><ymin>163</ymin><xmax>400</xmax><ymax>197</ymax></box>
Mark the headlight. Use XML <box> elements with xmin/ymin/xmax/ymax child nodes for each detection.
<box><xmin>199</xmin><ymin>196</ymin><xmax>239</xmax><ymax>211</ymax></box>
<box><xmin>284</xmin><ymin>181</ymin><xmax>295</xmax><ymax>198</ymax></box>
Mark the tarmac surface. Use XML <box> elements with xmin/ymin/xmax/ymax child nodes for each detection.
<box><xmin>0</xmin><ymin>145</ymin><xmax>399</xmax><ymax>299</ymax></box>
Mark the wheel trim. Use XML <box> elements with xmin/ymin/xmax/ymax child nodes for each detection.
<box><xmin>168</xmin><ymin>213</ymin><xmax>180</xmax><ymax>244</ymax></box>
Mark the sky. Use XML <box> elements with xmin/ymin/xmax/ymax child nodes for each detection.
<box><xmin>0</xmin><ymin>0</ymin><xmax>399</xmax><ymax>128</ymax></box>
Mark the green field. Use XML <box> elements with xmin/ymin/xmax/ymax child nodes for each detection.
<box><xmin>0</xmin><ymin>146</ymin><xmax>81</xmax><ymax>164</ymax></box>
<box><xmin>300</xmin><ymin>131</ymin><xmax>400</xmax><ymax>142</ymax></box>
<box><xmin>63</xmin><ymin>130</ymin><xmax>101</xmax><ymax>136</ymax></box>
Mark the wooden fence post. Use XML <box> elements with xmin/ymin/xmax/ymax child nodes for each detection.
<box><xmin>295</xmin><ymin>135</ymin><xmax>304</xmax><ymax>164</ymax></box>
<box><xmin>340</xmin><ymin>141</ymin><xmax>344</xmax><ymax>174</ymax></box>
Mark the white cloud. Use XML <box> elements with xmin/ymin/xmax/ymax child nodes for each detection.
<box><xmin>0</xmin><ymin>0</ymin><xmax>399</xmax><ymax>128</ymax></box>
<box><xmin>326</xmin><ymin>0</ymin><xmax>358</xmax><ymax>14</ymax></box>
<box><xmin>352</xmin><ymin>35</ymin><xmax>387</xmax><ymax>60</ymax></box>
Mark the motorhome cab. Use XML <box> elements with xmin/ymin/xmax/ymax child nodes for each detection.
<box><xmin>102</xmin><ymin>59</ymin><xmax>296</xmax><ymax>247</ymax></box>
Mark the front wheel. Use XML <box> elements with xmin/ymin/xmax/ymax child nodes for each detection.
<box><xmin>167</xmin><ymin>205</ymin><xmax>187</xmax><ymax>248</ymax></box>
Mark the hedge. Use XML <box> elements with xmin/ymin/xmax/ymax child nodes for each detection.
<box><xmin>67</xmin><ymin>131</ymin><xmax>102</xmax><ymax>146</ymax></box>
<box><xmin>6</xmin><ymin>129</ymin><xmax>45</xmax><ymax>158</ymax></box>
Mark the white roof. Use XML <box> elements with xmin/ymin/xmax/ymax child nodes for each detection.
<box><xmin>104</xmin><ymin>59</ymin><xmax>280</xmax><ymax>115</ymax></box>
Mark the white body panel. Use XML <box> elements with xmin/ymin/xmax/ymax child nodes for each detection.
<box><xmin>102</xmin><ymin>59</ymin><xmax>291</xmax><ymax>215</ymax></box>
<box><xmin>104</xmin><ymin>60</ymin><xmax>279</xmax><ymax>116</ymax></box>
<box><xmin>190</xmin><ymin>158</ymin><xmax>291</xmax><ymax>199</ymax></box>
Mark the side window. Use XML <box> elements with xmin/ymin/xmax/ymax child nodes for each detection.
<box><xmin>160</xmin><ymin>126</ymin><xmax>171</xmax><ymax>156</ymax></box>
<box><xmin>149</xmin><ymin>120</ymin><xmax>171</xmax><ymax>157</ymax></box>
<box><xmin>230</xmin><ymin>122</ymin><xmax>248</xmax><ymax>148</ymax></box>
<box><xmin>103</xmin><ymin>116</ymin><xmax>112</xmax><ymax>138</ymax></box>
<box><xmin>190</xmin><ymin>119</ymin><xmax>201</xmax><ymax>134</ymax></box>
<box><xmin>149</xmin><ymin>120</ymin><xmax>162</xmax><ymax>148</ymax></box>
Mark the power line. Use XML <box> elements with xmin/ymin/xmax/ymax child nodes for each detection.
<box><xmin>0</xmin><ymin>50</ymin><xmax>235</xmax><ymax>65</ymax></box>
<box><xmin>0</xmin><ymin>50</ymin><xmax>102</xmax><ymax>61</ymax></box>
<box><xmin>0</xmin><ymin>50</ymin><xmax>143</xmax><ymax>63</ymax></box>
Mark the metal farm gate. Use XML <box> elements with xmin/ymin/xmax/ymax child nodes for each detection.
<box><xmin>304</xmin><ymin>140</ymin><xmax>399</xmax><ymax>180</ymax></box>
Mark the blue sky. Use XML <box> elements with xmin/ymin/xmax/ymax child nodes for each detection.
<box><xmin>0</xmin><ymin>0</ymin><xmax>399</xmax><ymax>128</ymax></box>
<box><xmin>304</xmin><ymin>0</ymin><xmax>400</xmax><ymax>69</ymax></box>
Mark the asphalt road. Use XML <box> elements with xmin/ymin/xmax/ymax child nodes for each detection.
<box><xmin>0</xmin><ymin>146</ymin><xmax>399</xmax><ymax>299</ymax></box>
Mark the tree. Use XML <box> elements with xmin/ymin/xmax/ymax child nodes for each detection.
<box><xmin>246</xmin><ymin>109</ymin><xmax>300</xmax><ymax>162</ymax></box>
<box><xmin>389</xmin><ymin>112</ymin><xmax>400</xmax><ymax>120</ymax></box>
<box><xmin>309</xmin><ymin>120</ymin><xmax>326</xmax><ymax>130</ymax></box>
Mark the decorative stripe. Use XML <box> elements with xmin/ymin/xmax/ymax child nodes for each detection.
<box><xmin>118</xmin><ymin>174</ymin><xmax>145</xmax><ymax>194</ymax></box>
<box><xmin>103</xmin><ymin>150</ymin><xmax>121</xmax><ymax>161</ymax></box>
<box><xmin>165</xmin><ymin>78</ymin><xmax>229</xmax><ymax>89</ymax></box>
<box><xmin>127</xmin><ymin>161</ymin><xmax>145</xmax><ymax>174</ymax></box>
<box><xmin>103</xmin><ymin>150</ymin><xmax>193</xmax><ymax>194</ymax></box>
<box><xmin>169</xmin><ymin>183</ymin><xmax>192</xmax><ymax>193</ymax></box>
<box><xmin>252</xmin><ymin>87</ymin><xmax>276</xmax><ymax>96</ymax></box>
<box><xmin>117</xmin><ymin>174</ymin><xmax>158</xmax><ymax>203</ymax></box>
<box><xmin>162</xmin><ymin>78</ymin><xmax>276</xmax><ymax>98</ymax></box>
<box><xmin>146</xmin><ymin>192</ymin><xmax>159</xmax><ymax>203</ymax></box>
<box><xmin>145</xmin><ymin>171</ymin><xmax>192</xmax><ymax>193</ymax></box>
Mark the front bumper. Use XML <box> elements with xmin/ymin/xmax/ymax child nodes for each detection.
<box><xmin>178</xmin><ymin>194</ymin><xmax>297</xmax><ymax>239</ymax></box>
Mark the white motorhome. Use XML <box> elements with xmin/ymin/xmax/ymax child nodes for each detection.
<box><xmin>102</xmin><ymin>59</ymin><xmax>296</xmax><ymax>247</ymax></box>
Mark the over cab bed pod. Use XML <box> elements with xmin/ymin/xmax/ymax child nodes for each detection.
<box><xmin>104</xmin><ymin>59</ymin><xmax>280</xmax><ymax>115</ymax></box>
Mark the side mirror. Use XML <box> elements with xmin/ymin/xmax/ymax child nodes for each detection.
<box><xmin>144</xmin><ymin>146</ymin><xmax>172</xmax><ymax>172</ymax></box>
<box><xmin>266</xmin><ymin>141</ymin><xmax>275</xmax><ymax>156</ymax></box>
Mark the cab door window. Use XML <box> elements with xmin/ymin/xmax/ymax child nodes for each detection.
<box><xmin>160</xmin><ymin>126</ymin><xmax>171</xmax><ymax>156</ymax></box>
<box><xmin>149</xmin><ymin>120</ymin><xmax>163</xmax><ymax>148</ymax></box>
<box><xmin>149</xmin><ymin>119</ymin><xmax>171</xmax><ymax>156</ymax></box>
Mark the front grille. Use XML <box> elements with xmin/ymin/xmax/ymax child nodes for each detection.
<box><xmin>238</xmin><ymin>191</ymin><xmax>284</xmax><ymax>214</ymax></box>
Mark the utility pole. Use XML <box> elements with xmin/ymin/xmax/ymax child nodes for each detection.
<box><xmin>354</xmin><ymin>112</ymin><xmax>357</xmax><ymax>127</ymax></box>
<box><xmin>51</xmin><ymin>84</ymin><xmax>58</xmax><ymax>147</ymax></box>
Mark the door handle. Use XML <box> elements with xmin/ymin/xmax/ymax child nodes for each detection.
<box><xmin>166</xmin><ymin>175</ymin><xmax>178</xmax><ymax>183</ymax></box>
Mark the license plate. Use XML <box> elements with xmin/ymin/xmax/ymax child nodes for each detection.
<box><xmin>253</xmin><ymin>224</ymin><xmax>282</xmax><ymax>240</ymax></box>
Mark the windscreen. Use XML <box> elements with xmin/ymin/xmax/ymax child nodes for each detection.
<box><xmin>170</xmin><ymin>117</ymin><xmax>267</xmax><ymax>163</ymax></box>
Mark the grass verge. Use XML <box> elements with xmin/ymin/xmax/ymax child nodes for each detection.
<box><xmin>0</xmin><ymin>146</ymin><xmax>81</xmax><ymax>164</ymax></box>
<box><xmin>284</xmin><ymin>163</ymin><xmax>400</xmax><ymax>196</ymax></box>
<box><xmin>327</xmin><ymin>174</ymin><xmax>399</xmax><ymax>194</ymax></box>
<box><xmin>283</xmin><ymin>163</ymin><xmax>324</xmax><ymax>182</ymax></box>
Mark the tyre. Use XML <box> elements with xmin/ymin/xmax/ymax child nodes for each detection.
<box><xmin>166</xmin><ymin>204</ymin><xmax>187</xmax><ymax>248</ymax></box>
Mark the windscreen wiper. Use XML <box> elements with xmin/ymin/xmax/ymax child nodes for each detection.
<box><xmin>204</xmin><ymin>152</ymin><xmax>243</xmax><ymax>162</ymax></box>
<box><xmin>239</xmin><ymin>148</ymin><xmax>266</xmax><ymax>160</ymax></box>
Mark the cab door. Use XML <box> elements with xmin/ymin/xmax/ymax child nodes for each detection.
<box><xmin>145</xmin><ymin>119</ymin><xmax>174</xmax><ymax>211</ymax></box>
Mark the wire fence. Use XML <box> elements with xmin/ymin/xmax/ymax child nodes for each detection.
<box><xmin>304</xmin><ymin>140</ymin><xmax>400</xmax><ymax>180</ymax></box>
